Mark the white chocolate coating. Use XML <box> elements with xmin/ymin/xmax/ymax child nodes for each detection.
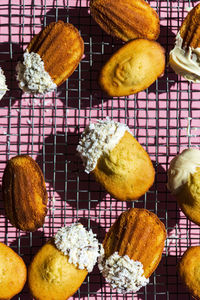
<box><xmin>169</xmin><ymin>32</ymin><xmax>200</xmax><ymax>82</ymax></box>
<box><xmin>167</xmin><ymin>148</ymin><xmax>200</xmax><ymax>194</ymax></box>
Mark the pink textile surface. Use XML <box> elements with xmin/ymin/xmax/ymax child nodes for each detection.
<box><xmin>0</xmin><ymin>0</ymin><xmax>200</xmax><ymax>299</ymax></box>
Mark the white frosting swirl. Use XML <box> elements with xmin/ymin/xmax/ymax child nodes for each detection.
<box><xmin>76</xmin><ymin>118</ymin><xmax>130</xmax><ymax>173</ymax></box>
<box><xmin>54</xmin><ymin>223</ymin><xmax>104</xmax><ymax>272</ymax></box>
<box><xmin>167</xmin><ymin>148</ymin><xmax>200</xmax><ymax>194</ymax></box>
<box><xmin>98</xmin><ymin>252</ymin><xmax>149</xmax><ymax>293</ymax></box>
<box><xmin>169</xmin><ymin>32</ymin><xmax>200</xmax><ymax>82</ymax></box>
<box><xmin>16</xmin><ymin>50</ymin><xmax>57</xmax><ymax>95</ymax></box>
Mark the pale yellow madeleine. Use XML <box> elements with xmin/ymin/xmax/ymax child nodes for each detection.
<box><xmin>179</xmin><ymin>246</ymin><xmax>200</xmax><ymax>300</ymax></box>
<box><xmin>99</xmin><ymin>39</ymin><xmax>165</xmax><ymax>97</ymax></box>
<box><xmin>0</xmin><ymin>242</ymin><xmax>27</xmax><ymax>299</ymax></box>
<box><xmin>93</xmin><ymin>131</ymin><xmax>155</xmax><ymax>201</ymax></box>
<box><xmin>28</xmin><ymin>240</ymin><xmax>88</xmax><ymax>300</ymax></box>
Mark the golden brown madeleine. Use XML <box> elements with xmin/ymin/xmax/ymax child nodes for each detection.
<box><xmin>90</xmin><ymin>0</ymin><xmax>160</xmax><ymax>42</ymax></box>
<box><xmin>98</xmin><ymin>208</ymin><xmax>166</xmax><ymax>293</ymax></box>
<box><xmin>0</xmin><ymin>242</ymin><xmax>27</xmax><ymax>299</ymax></box>
<box><xmin>102</xmin><ymin>208</ymin><xmax>166</xmax><ymax>279</ymax></box>
<box><xmin>28</xmin><ymin>241</ymin><xmax>88</xmax><ymax>300</ymax></box>
<box><xmin>179</xmin><ymin>3</ymin><xmax>200</xmax><ymax>49</ymax></box>
<box><xmin>16</xmin><ymin>20</ymin><xmax>84</xmax><ymax>95</ymax></box>
<box><xmin>167</xmin><ymin>148</ymin><xmax>200</xmax><ymax>226</ymax></box>
<box><xmin>27</xmin><ymin>21</ymin><xmax>84</xmax><ymax>86</ymax></box>
<box><xmin>28</xmin><ymin>224</ymin><xmax>103</xmax><ymax>300</ymax></box>
<box><xmin>169</xmin><ymin>3</ymin><xmax>200</xmax><ymax>82</ymax></box>
<box><xmin>99</xmin><ymin>39</ymin><xmax>165</xmax><ymax>97</ymax></box>
<box><xmin>179</xmin><ymin>246</ymin><xmax>200</xmax><ymax>300</ymax></box>
<box><xmin>2</xmin><ymin>155</ymin><xmax>48</xmax><ymax>231</ymax></box>
<box><xmin>77</xmin><ymin>119</ymin><xmax>155</xmax><ymax>201</ymax></box>
<box><xmin>93</xmin><ymin>131</ymin><xmax>155</xmax><ymax>201</ymax></box>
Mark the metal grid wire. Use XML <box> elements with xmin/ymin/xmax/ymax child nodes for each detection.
<box><xmin>0</xmin><ymin>0</ymin><xmax>200</xmax><ymax>299</ymax></box>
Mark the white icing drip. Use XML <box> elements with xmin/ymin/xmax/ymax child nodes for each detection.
<box><xmin>98</xmin><ymin>252</ymin><xmax>149</xmax><ymax>293</ymax></box>
<box><xmin>0</xmin><ymin>67</ymin><xmax>8</xmax><ymax>100</ymax></box>
<box><xmin>16</xmin><ymin>50</ymin><xmax>57</xmax><ymax>95</ymax></box>
<box><xmin>169</xmin><ymin>32</ymin><xmax>200</xmax><ymax>82</ymax></box>
<box><xmin>54</xmin><ymin>223</ymin><xmax>104</xmax><ymax>272</ymax></box>
<box><xmin>76</xmin><ymin>118</ymin><xmax>130</xmax><ymax>173</ymax></box>
<box><xmin>167</xmin><ymin>148</ymin><xmax>200</xmax><ymax>194</ymax></box>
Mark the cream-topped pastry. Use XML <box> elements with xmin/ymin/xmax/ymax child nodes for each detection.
<box><xmin>77</xmin><ymin>118</ymin><xmax>155</xmax><ymax>201</ymax></box>
<box><xmin>0</xmin><ymin>68</ymin><xmax>8</xmax><ymax>99</ymax></box>
<box><xmin>16</xmin><ymin>21</ymin><xmax>84</xmax><ymax>96</ymax></box>
<box><xmin>169</xmin><ymin>3</ymin><xmax>200</xmax><ymax>82</ymax></box>
<box><xmin>167</xmin><ymin>148</ymin><xmax>200</xmax><ymax>226</ymax></box>
<box><xmin>169</xmin><ymin>33</ymin><xmax>200</xmax><ymax>82</ymax></box>
<box><xmin>28</xmin><ymin>223</ymin><xmax>103</xmax><ymax>300</ymax></box>
<box><xmin>98</xmin><ymin>252</ymin><xmax>149</xmax><ymax>293</ymax></box>
<box><xmin>77</xmin><ymin>119</ymin><xmax>129</xmax><ymax>174</ymax></box>
<box><xmin>54</xmin><ymin>223</ymin><xmax>104</xmax><ymax>272</ymax></box>
<box><xmin>167</xmin><ymin>148</ymin><xmax>200</xmax><ymax>194</ymax></box>
<box><xmin>99</xmin><ymin>208</ymin><xmax>166</xmax><ymax>294</ymax></box>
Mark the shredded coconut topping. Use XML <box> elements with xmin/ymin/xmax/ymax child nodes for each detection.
<box><xmin>54</xmin><ymin>223</ymin><xmax>104</xmax><ymax>272</ymax></box>
<box><xmin>98</xmin><ymin>252</ymin><xmax>149</xmax><ymax>293</ymax></box>
<box><xmin>16</xmin><ymin>50</ymin><xmax>57</xmax><ymax>95</ymax></box>
<box><xmin>76</xmin><ymin>118</ymin><xmax>130</xmax><ymax>173</ymax></box>
<box><xmin>0</xmin><ymin>67</ymin><xmax>8</xmax><ymax>100</ymax></box>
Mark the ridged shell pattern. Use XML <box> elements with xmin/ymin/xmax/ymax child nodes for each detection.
<box><xmin>103</xmin><ymin>208</ymin><xmax>166</xmax><ymax>278</ymax></box>
<box><xmin>2</xmin><ymin>155</ymin><xmax>48</xmax><ymax>232</ymax></box>
<box><xmin>180</xmin><ymin>3</ymin><xmax>200</xmax><ymax>49</ymax></box>
<box><xmin>90</xmin><ymin>0</ymin><xmax>160</xmax><ymax>42</ymax></box>
<box><xmin>27</xmin><ymin>20</ymin><xmax>84</xmax><ymax>86</ymax></box>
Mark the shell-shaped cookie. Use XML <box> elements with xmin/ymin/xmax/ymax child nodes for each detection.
<box><xmin>29</xmin><ymin>223</ymin><xmax>103</xmax><ymax>300</ymax></box>
<box><xmin>90</xmin><ymin>0</ymin><xmax>160</xmax><ymax>42</ymax></box>
<box><xmin>167</xmin><ymin>148</ymin><xmax>200</xmax><ymax>225</ymax></box>
<box><xmin>103</xmin><ymin>208</ymin><xmax>166</xmax><ymax>278</ymax></box>
<box><xmin>175</xmin><ymin>168</ymin><xmax>200</xmax><ymax>226</ymax></box>
<box><xmin>179</xmin><ymin>246</ymin><xmax>200</xmax><ymax>300</ymax></box>
<box><xmin>28</xmin><ymin>240</ymin><xmax>88</xmax><ymax>300</ymax></box>
<box><xmin>27</xmin><ymin>20</ymin><xmax>84</xmax><ymax>86</ymax></box>
<box><xmin>99</xmin><ymin>39</ymin><xmax>165</xmax><ymax>97</ymax></box>
<box><xmin>93</xmin><ymin>131</ymin><xmax>155</xmax><ymax>201</ymax></box>
<box><xmin>169</xmin><ymin>4</ymin><xmax>200</xmax><ymax>83</ymax></box>
<box><xmin>2</xmin><ymin>155</ymin><xmax>48</xmax><ymax>231</ymax></box>
<box><xmin>179</xmin><ymin>3</ymin><xmax>200</xmax><ymax>49</ymax></box>
<box><xmin>0</xmin><ymin>242</ymin><xmax>27</xmax><ymax>299</ymax></box>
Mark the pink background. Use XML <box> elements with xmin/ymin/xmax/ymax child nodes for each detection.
<box><xmin>0</xmin><ymin>0</ymin><xmax>200</xmax><ymax>299</ymax></box>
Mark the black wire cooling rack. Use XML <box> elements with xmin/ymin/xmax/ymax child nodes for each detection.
<box><xmin>0</xmin><ymin>0</ymin><xmax>200</xmax><ymax>299</ymax></box>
